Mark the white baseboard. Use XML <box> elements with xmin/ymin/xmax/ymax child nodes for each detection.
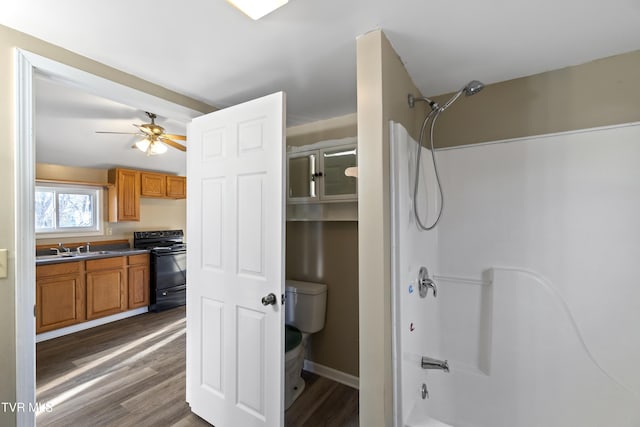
<box><xmin>36</xmin><ymin>307</ymin><xmax>148</xmax><ymax>343</ymax></box>
<box><xmin>303</xmin><ymin>359</ymin><xmax>359</xmax><ymax>390</ymax></box>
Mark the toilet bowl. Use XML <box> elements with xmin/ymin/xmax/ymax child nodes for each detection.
<box><xmin>284</xmin><ymin>325</ymin><xmax>305</xmax><ymax>409</ymax></box>
<box><xmin>284</xmin><ymin>280</ymin><xmax>327</xmax><ymax>409</ymax></box>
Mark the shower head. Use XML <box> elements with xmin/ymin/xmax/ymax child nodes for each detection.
<box><xmin>463</xmin><ymin>80</ymin><xmax>484</xmax><ymax>96</ymax></box>
<box><xmin>408</xmin><ymin>79</ymin><xmax>485</xmax><ymax>111</ymax></box>
<box><xmin>440</xmin><ymin>79</ymin><xmax>485</xmax><ymax>111</ymax></box>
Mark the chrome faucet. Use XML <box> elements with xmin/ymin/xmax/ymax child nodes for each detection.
<box><xmin>421</xmin><ymin>356</ymin><xmax>449</xmax><ymax>372</ymax></box>
<box><xmin>58</xmin><ymin>243</ymin><xmax>70</xmax><ymax>254</ymax></box>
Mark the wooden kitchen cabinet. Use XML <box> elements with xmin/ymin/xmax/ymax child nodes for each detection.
<box><xmin>140</xmin><ymin>172</ymin><xmax>186</xmax><ymax>199</ymax></box>
<box><xmin>166</xmin><ymin>175</ymin><xmax>186</xmax><ymax>199</ymax></box>
<box><xmin>140</xmin><ymin>171</ymin><xmax>166</xmax><ymax>197</ymax></box>
<box><xmin>85</xmin><ymin>256</ymin><xmax>127</xmax><ymax>320</ymax></box>
<box><xmin>108</xmin><ymin>168</ymin><xmax>140</xmax><ymax>222</ymax></box>
<box><xmin>128</xmin><ymin>253</ymin><xmax>150</xmax><ymax>309</ymax></box>
<box><xmin>36</xmin><ymin>261</ymin><xmax>85</xmax><ymax>333</ymax></box>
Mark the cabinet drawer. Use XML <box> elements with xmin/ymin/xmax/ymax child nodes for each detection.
<box><xmin>36</xmin><ymin>261</ymin><xmax>82</xmax><ymax>279</ymax></box>
<box><xmin>128</xmin><ymin>253</ymin><xmax>149</xmax><ymax>266</ymax></box>
<box><xmin>86</xmin><ymin>256</ymin><xmax>126</xmax><ymax>271</ymax></box>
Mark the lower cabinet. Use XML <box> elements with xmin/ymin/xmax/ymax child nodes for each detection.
<box><xmin>86</xmin><ymin>257</ymin><xmax>127</xmax><ymax>320</ymax></box>
<box><xmin>36</xmin><ymin>254</ymin><xmax>152</xmax><ymax>332</ymax></box>
<box><xmin>128</xmin><ymin>254</ymin><xmax>150</xmax><ymax>309</ymax></box>
<box><xmin>36</xmin><ymin>261</ymin><xmax>86</xmax><ymax>334</ymax></box>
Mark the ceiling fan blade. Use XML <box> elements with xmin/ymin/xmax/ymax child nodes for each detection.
<box><xmin>159</xmin><ymin>137</ymin><xmax>187</xmax><ymax>152</ymax></box>
<box><xmin>133</xmin><ymin>123</ymin><xmax>154</xmax><ymax>135</ymax></box>
<box><xmin>96</xmin><ymin>131</ymin><xmax>143</xmax><ymax>135</ymax></box>
<box><xmin>163</xmin><ymin>133</ymin><xmax>187</xmax><ymax>141</ymax></box>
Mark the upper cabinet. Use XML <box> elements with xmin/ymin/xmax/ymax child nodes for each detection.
<box><xmin>108</xmin><ymin>168</ymin><xmax>141</xmax><ymax>222</ymax></box>
<box><xmin>287</xmin><ymin>141</ymin><xmax>357</xmax><ymax>204</ymax></box>
<box><xmin>140</xmin><ymin>171</ymin><xmax>166</xmax><ymax>197</ymax></box>
<box><xmin>108</xmin><ymin>168</ymin><xmax>186</xmax><ymax>222</ymax></box>
<box><xmin>141</xmin><ymin>172</ymin><xmax>186</xmax><ymax>199</ymax></box>
<box><xmin>166</xmin><ymin>176</ymin><xmax>186</xmax><ymax>199</ymax></box>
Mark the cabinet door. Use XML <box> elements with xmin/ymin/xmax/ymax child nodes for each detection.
<box><xmin>116</xmin><ymin>168</ymin><xmax>140</xmax><ymax>221</ymax></box>
<box><xmin>319</xmin><ymin>144</ymin><xmax>358</xmax><ymax>201</ymax></box>
<box><xmin>287</xmin><ymin>151</ymin><xmax>318</xmax><ymax>202</ymax></box>
<box><xmin>86</xmin><ymin>263</ymin><xmax>127</xmax><ymax>320</ymax></box>
<box><xmin>36</xmin><ymin>266</ymin><xmax>85</xmax><ymax>333</ymax></box>
<box><xmin>166</xmin><ymin>175</ymin><xmax>186</xmax><ymax>199</ymax></box>
<box><xmin>128</xmin><ymin>255</ymin><xmax>150</xmax><ymax>309</ymax></box>
<box><xmin>141</xmin><ymin>172</ymin><xmax>166</xmax><ymax>197</ymax></box>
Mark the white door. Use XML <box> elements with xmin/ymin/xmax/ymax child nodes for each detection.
<box><xmin>186</xmin><ymin>92</ymin><xmax>286</xmax><ymax>427</ymax></box>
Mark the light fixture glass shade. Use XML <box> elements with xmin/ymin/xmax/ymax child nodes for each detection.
<box><xmin>149</xmin><ymin>141</ymin><xmax>168</xmax><ymax>155</ymax></box>
<box><xmin>226</xmin><ymin>0</ymin><xmax>288</xmax><ymax>20</ymax></box>
<box><xmin>135</xmin><ymin>138</ymin><xmax>151</xmax><ymax>152</ymax></box>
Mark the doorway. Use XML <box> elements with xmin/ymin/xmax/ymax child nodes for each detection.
<box><xmin>15</xmin><ymin>49</ymin><xmax>201</xmax><ymax>426</ymax></box>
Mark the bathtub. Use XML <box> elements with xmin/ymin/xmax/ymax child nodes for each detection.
<box><xmin>389</xmin><ymin>121</ymin><xmax>640</xmax><ymax>427</ymax></box>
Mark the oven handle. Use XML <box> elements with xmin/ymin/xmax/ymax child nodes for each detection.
<box><xmin>153</xmin><ymin>251</ymin><xmax>187</xmax><ymax>257</ymax></box>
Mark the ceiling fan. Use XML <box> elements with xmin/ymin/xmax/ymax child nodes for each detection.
<box><xmin>96</xmin><ymin>111</ymin><xmax>186</xmax><ymax>155</ymax></box>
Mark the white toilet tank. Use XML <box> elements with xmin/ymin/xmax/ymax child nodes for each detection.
<box><xmin>285</xmin><ymin>280</ymin><xmax>327</xmax><ymax>333</ymax></box>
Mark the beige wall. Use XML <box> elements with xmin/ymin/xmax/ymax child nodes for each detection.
<box><xmin>0</xmin><ymin>24</ymin><xmax>211</xmax><ymax>426</ymax></box>
<box><xmin>287</xmin><ymin>113</ymin><xmax>357</xmax><ymax>147</ymax></box>
<box><xmin>430</xmin><ymin>49</ymin><xmax>640</xmax><ymax>148</ymax></box>
<box><xmin>285</xmin><ymin>112</ymin><xmax>359</xmax><ymax>376</ymax></box>
<box><xmin>286</xmin><ymin>221</ymin><xmax>359</xmax><ymax>376</ymax></box>
<box><xmin>35</xmin><ymin>163</ymin><xmax>186</xmax><ymax>247</ymax></box>
<box><xmin>357</xmin><ymin>30</ymin><xmax>425</xmax><ymax>427</ymax></box>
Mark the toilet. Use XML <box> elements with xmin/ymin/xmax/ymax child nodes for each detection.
<box><xmin>284</xmin><ymin>280</ymin><xmax>327</xmax><ymax>410</ymax></box>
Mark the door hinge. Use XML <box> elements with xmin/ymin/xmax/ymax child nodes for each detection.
<box><xmin>33</xmin><ymin>304</ymin><xmax>37</xmax><ymax>317</ymax></box>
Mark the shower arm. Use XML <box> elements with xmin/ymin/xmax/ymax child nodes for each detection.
<box><xmin>408</xmin><ymin>94</ymin><xmax>440</xmax><ymax>111</ymax></box>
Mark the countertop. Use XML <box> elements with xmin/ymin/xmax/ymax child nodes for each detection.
<box><xmin>36</xmin><ymin>248</ymin><xmax>150</xmax><ymax>265</ymax></box>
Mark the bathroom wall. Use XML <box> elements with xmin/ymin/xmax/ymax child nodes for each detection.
<box><xmin>356</xmin><ymin>29</ymin><xmax>427</xmax><ymax>427</ymax></box>
<box><xmin>285</xmin><ymin>113</ymin><xmax>359</xmax><ymax>378</ymax></box>
<box><xmin>0</xmin><ymin>24</ymin><xmax>211</xmax><ymax>425</ymax></box>
<box><xmin>429</xmin><ymin>49</ymin><xmax>640</xmax><ymax>148</ymax></box>
<box><xmin>35</xmin><ymin>163</ymin><xmax>187</xmax><ymax>247</ymax></box>
<box><xmin>286</xmin><ymin>221</ymin><xmax>359</xmax><ymax>376</ymax></box>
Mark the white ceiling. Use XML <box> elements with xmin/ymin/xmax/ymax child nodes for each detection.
<box><xmin>2</xmin><ymin>0</ymin><xmax>639</xmax><ymax>173</ymax></box>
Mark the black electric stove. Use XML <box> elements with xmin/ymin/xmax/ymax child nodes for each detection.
<box><xmin>134</xmin><ymin>230</ymin><xmax>186</xmax><ymax>312</ymax></box>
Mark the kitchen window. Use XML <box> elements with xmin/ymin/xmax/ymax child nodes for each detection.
<box><xmin>35</xmin><ymin>183</ymin><xmax>102</xmax><ymax>236</ymax></box>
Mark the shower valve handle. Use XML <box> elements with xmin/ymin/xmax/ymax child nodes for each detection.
<box><xmin>418</xmin><ymin>267</ymin><xmax>437</xmax><ymax>298</ymax></box>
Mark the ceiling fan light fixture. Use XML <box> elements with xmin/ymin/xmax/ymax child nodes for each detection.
<box><xmin>149</xmin><ymin>141</ymin><xmax>168</xmax><ymax>155</ymax></box>
<box><xmin>135</xmin><ymin>138</ymin><xmax>151</xmax><ymax>152</ymax></box>
<box><xmin>226</xmin><ymin>0</ymin><xmax>288</xmax><ymax>20</ymax></box>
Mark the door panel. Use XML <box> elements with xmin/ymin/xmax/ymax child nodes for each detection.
<box><xmin>187</xmin><ymin>92</ymin><xmax>285</xmax><ymax>427</ymax></box>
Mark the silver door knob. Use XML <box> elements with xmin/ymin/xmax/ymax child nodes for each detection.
<box><xmin>261</xmin><ymin>293</ymin><xmax>277</xmax><ymax>306</ymax></box>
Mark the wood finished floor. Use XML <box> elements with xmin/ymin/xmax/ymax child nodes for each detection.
<box><xmin>36</xmin><ymin>306</ymin><xmax>359</xmax><ymax>427</ymax></box>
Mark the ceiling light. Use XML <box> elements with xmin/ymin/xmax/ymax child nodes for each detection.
<box><xmin>135</xmin><ymin>138</ymin><xmax>150</xmax><ymax>152</ymax></box>
<box><xmin>149</xmin><ymin>141</ymin><xmax>168</xmax><ymax>155</ymax></box>
<box><xmin>226</xmin><ymin>0</ymin><xmax>288</xmax><ymax>20</ymax></box>
<box><xmin>135</xmin><ymin>137</ymin><xmax>167</xmax><ymax>155</ymax></box>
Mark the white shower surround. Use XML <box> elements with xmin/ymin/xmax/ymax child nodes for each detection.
<box><xmin>390</xmin><ymin>121</ymin><xmax>640</xmax><ymax>427</ymax></box>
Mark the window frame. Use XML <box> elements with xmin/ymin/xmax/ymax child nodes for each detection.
<box><xmin>35</xmin><ymin>183</ymin><xmax>104</xmax><ymax>238</ymax></box>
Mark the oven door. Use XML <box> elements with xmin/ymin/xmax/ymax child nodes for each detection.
<box><xmin>151</xmin><ymin>250</ymin><xmax>187</xmax><ymax>291</ymax></box>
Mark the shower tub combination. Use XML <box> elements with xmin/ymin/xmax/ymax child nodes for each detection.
<box><xmin>390</xmin><ymin>120</ymin><xmax>640</xmax><ymax>426</ymax></box>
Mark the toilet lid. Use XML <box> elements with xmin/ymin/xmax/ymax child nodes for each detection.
<box><xmin>285</xmin><ymin>325</ymin><xmax>302</xmax><ymax>352</ymax></box>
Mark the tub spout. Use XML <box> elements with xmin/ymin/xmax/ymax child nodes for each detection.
<box><xmin>421</xmin><ymin>356</ymin><xmax>449</xmax><ymax>372</ymax></box>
